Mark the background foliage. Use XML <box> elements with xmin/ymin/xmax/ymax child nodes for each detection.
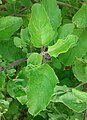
<box><xmin>0</xmin><ymin>0</ymin><xmax>87</xmax><ymax>120</ymax></box>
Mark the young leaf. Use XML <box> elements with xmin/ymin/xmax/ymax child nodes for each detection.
<box><xmin>72</xmin><ymin>4</ymin><xmax>87</xmax><ymax>28</ymax></box>
<box><xmin>7</xmin><ymin>79</ymin><xmax>26</xmax><ymax>98</ymax></box>
<box><xmin>20</xmin><ymin>27</ymin><xmax>30</xmax><ymax>44</ymax></box>
<box><xmin>14</xmin><ymin>27</ymin><xmax>30</xmax><ymax>53</ymax></box>
<box><xmin>28</xmin><ymin>3</ymin><xmax>55</xmax><ymax>48</ymax></box>
<box><xmin>0</xmin><ymin>16</ymin><xmax>23</xmax><ymax>41</ymax></box>
<box><xmin>48</xmin><ymin>35</ymin><xmax>78</xmax><ymax>57</ymax></box>
<box><xmin>27</xmin><ymin>64</ymin><xmax>58</xmax><ymax>115</ymax></box>
<box><xmin>72</xmin><ymin>58</ymin><xmax>87</xmax><ymax>82</ymax></box>
<box><xmin>27</xmin><ymin>53</ymin><xmax>42</xmax><ymax>65</ymax></box>
<box><xmin>0</xmin><ymin>99</ymin><xmax>9</xmax><ymax>112</ymax></box>
<box><xmin>14</xmin><ymin>37</ymin><xmax>23</xmax><ymax>48</ymax></box>
<box><xmin>42</xmin><ymin>0</ymin><xmax>62</xmax><ymax>30</ymax></box>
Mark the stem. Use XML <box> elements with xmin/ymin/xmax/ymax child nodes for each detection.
<box><xmin>83</xmin><ymin>110</ymin><xmax>87</xmax><ymax>120</ymax></box>
<box><xmin>75</xmin><ymin>81</ymin><xmax>87</xmax><ymax>88</ymax></box>
<box><xmin>41</xmin><ymin>46</ymin><xmax>46</xmax><ymax>64</ymax></box>
<box><xmin>10</xmin><ymin>7</ymin><xmax>27</xmax><ymax>16</ymax></box>
<box><xmin>57</xmin><ymin>1</ymin><xmax>79</xmax><ymax>10</ymax></box>
<box><xmin>0</xmin><ymin>57</ymin><xmax>27</xmax><ymax>71</ymax></box>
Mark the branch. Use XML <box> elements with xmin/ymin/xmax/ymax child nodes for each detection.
<box><xmin>0</xmin><ymin>57</ymin><xmax>27</xmax><ymax>71</ymax></box>
<box><xmin>10</xmin><ymin>7</ymin><xmax>27</xmax><ymax>16</ymax></box>
<box><xmin>57</xmin><ymin>1</ymin><xmax>79</xmax><ymax>10</ymax></box>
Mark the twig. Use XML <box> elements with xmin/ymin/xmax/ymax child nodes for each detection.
<box><xmin>10</xmin><ymin>7</ymin><xmax>27</xmax><ymax>16</ymax></box>
<box><xmin>0</xmin><ymin>57</ymin><xmax>27</xmax><ymax>71</ymax></box>
<box><xmin>18</xmin><ymin>7</ymin><xmax>27</xmax><ymax>13</ymax></box>
<box><xmin>75</xmin><ymin>81</ymin><xmax>87</xmax><ymax>88</ymax></box>
<box><xmin>57</xmin><ymin>1</ymin><xmax>79</xmax><ymax>10</ymax></box>
<box><xmin>79</xmin><ymin>1</ymin><xmax>87</xmax><ymax>4</ymax></box>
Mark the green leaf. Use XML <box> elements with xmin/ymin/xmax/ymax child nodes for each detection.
<box><xmin>72</xmin><ymin>58</ymin><xmax>87</xmax><ymax>82</ymax></box>
<box><xmin>48</xmin><ymin>35</ymin><xmax>78</xmax><ymax>57</ymax></box>
<box><xmin>20</xmin><ymin>27</ymin><xmax>30</xmax><ymax>44</ymax></box>
<box><xmin>0</xmin><ymin>99</ymin><xmax>9</xmax><ymax>109</ymax></box>
<box><xmin>21</xmin><ymin>0</ymin><xmax>32</xmax><ymax>8</ymax></box>
<box><xmin>0</xmin><ymin>40</ymin><xmax>25</xmax><ymax>61</ymax></box>
<box><xmin>0</xmin><ymin>72</ymin><xmax>6</xmax><ymax>91</ymax></box>
<box><xmin>52</xmin><ymin>86</ymin><xmax>86</xmax><ymax>113</ymax></box>
<box><xmin>0</xmin><ymin>0</ymin><xmax>2</xmax><ymax>4</ymax></box>
<box><xmin>72</xmin><ymin>89</ymin><xmax>87</xmax><ymax>103</ymax></box>
<box><xmin>14</xmin><ymin>37</ymin><xmax>23</xmax><ymax>48</ymax></box>
<box><xmin>70</xmin><ymin>113</ymin><xmax>83</xmax><ymax>120</ymax></box>
<box><xmin>5</xmin><ymin>100</ymin><xmax>19</xmax><ymax>118</ymax></box>
<box><xmin>6</xmin><ymin>0</ymin><xmax>16</xmax><ymax>3</ymax></box>
<box><xmin>83</xmin><ymin>0</ymin><xmax>87</xmax><ymax>2</ymax></box>
<box><xmin>7</xmin><ymin>79</ymin><xmax>26</xmax><ymax>98</ymax></box>
<box><xmin>14</xmin><ymin>28</ymin><xmax>30</xmax><ymax>53</ymax></box>
<box><xmin>48</xmin><ymin>113</ymin><xmax>67</xmax><ymax>120</ymax></box>
<box><xmin>0</xmin><ymin>16</ymin><xmax>23</xmax><ymax>41</ymax></box>
<box><xmin>27</xmin><ymin>64</ymin><xmax>58</xmax><ymax>115</ymax></box>
<box><xmin>27</xmin><ymin>53</ymin><xmax>42</xmax><ymax>65</ymax></box>
<box><xmin>42</xmin><ymin>0</ymin><xmax>62</xmax><ymax>30</ymax></box>
<box><xmin>17</xmin><ymin>95</ymin><xmax>27</xmax><ymax>105</ymax></box>
<box><xmin>59</xmin><ymin>46</ymin><xmax>85</xmax><ymax>66</ymax></box>
<box><xmin>60</xmin><ymin>92</ymin><xmax>86</xmax><ymax>113</ymax></box>
<box><xmin>0</xmin><ymin>92</ymin><xmax>4</xmax><ymax>99</ymax></box>
<box><xmin>72</xmin><ymin>4</ymin><xmax>87</xmax><ymax>28</ymax></box>
<box><xmin>0</xmin><ymin>99</ymin><xmax>9</xmax><ymax>116</ymax></box>
<box><xmin>58</xmin><ymin>23</ymin><xmax>75</xmax><ymax>39</ymax></box>
<box><xmin>51</xmin><ymin>57</ymin><xmax>62</xmax><ymax>70</ymax></box>
<box><xmin>59</xmin><ymin>30</ymin><xmax>87</xmax><ymax>66</ymax></box>
<box><xmin>28</xmin><ymin>3</ymin><xmax>55</xmax><ymax>48</ymax></box>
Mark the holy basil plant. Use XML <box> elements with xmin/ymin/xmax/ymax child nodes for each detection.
<box><xmin>0</xmin><ymin>0</ymin><xmax>87</xmax><ymax>120</ymax></box>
